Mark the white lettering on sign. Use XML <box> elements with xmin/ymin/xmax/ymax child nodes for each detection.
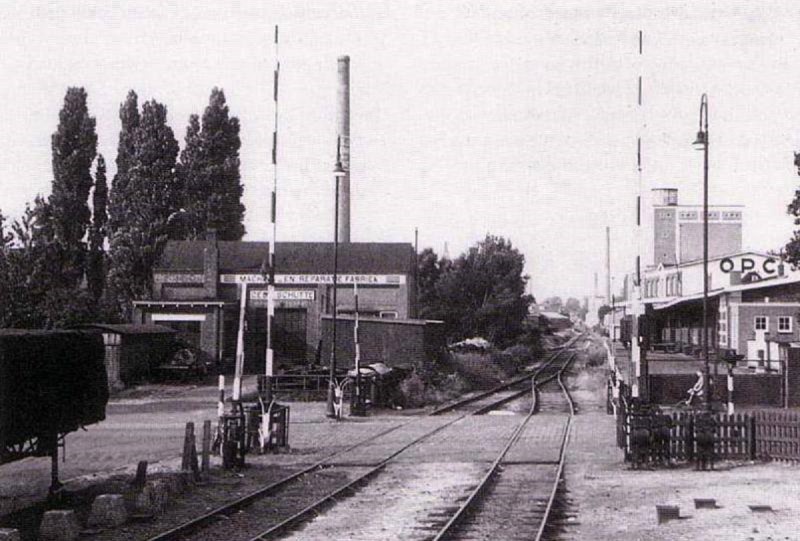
<box><xmin>249</xmin><ymin>290</ymin><xmax>316</xmax><ymax>301</ymax></box>
<box><xmin>155</xmin><ymin>273</ymin><xmax>205</xmax><ymax>284</ymax></box>
<box><xmin>221</xmin><ymin>274</ymin><xmax>405</xmax><ymax>285</ymax></box>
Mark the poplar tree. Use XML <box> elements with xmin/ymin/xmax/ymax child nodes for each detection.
<box><xmin>108</xmin><ymin>90</ymin><xmax>140</xmax><ymax>235</ymax></box>
<box><xmin>49</xmin><ymin>87</ymin><xmax>97</xmax><ymax>286</ymax></box>
<box><xmin>108</xmin><ymin>99</ymin><xmax>181</xmax><ymax>315</ymax></box>
<box><xmin>87</xmin><ymin>154</ymin><xmax>108</xmax><ymax>301</ymax></box>
<box><xmin>179</xmin><ymin>88</ymin><xmax>245</xmax><ymax>240</ymax></box>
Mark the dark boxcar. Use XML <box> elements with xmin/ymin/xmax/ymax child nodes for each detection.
<box><xmin>0</xmin><ymin>329</ymin><xmax>108</xmax><ymax>463</ymax></box>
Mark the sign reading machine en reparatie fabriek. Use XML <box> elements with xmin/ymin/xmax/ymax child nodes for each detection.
<box><xmin>220</xmin><ymin>274</ymin><xmax>406</xmax><ymax>285</ymax></box>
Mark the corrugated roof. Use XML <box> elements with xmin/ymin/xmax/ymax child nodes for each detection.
<box><xmin>156</xmin><ymin>241</ymin><xmax>415</xmax><ymax>275</ymax></box>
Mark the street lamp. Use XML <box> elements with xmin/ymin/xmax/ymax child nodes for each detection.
<box><xmin>693</xmin><ymin>93</ymin><xmax>711</xmax><ymax>411</ymax></box>
<box><xmin>326</xmin><ymin>138</ymin><xmax>346</xmax><ymax>418</ymax></box>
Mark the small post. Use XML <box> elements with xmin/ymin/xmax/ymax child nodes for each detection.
<box><xmin>132</xmin><ymin>461</ymin><xmax>148</xmax><ymax>488</ymax></box>
<box><xmin>181</xmin><ymin>422</ymin><xmax>195</xmax><ymax>472</ymax></box>
<box><xmin>201</xmin><ymin>420</ymin><xmax>212</xmax><ymax>473</ymax></box>
<box><xmin>49</xmin><ymin>435</ymin><xmax>61</xmax><ymax>497</ymax></box>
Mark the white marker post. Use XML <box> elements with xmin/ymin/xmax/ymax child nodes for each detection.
<box><xmin>233</xmin><ymin>282</ymin><xmax>248</xmax><ymax>402</ymax></box>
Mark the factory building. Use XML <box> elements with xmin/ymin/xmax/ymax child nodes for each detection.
<box><xmin>616</xmin><ymin>187</ymin><xmax>800</xmax><ymax>367</ymax></box>
<box><xmin>133</xmin><ymin>234</ymin><xmax>417</xmax><ymax>374</ymax></box>
<box><xmin>132</xmin><ymin>54</ymin><xmax>431</xmax><ymax>376</ymax></box>
<box><xmin>651</xmin><ymin>187</ymin><xmax>743</xmax><ymax>267</ymax></box>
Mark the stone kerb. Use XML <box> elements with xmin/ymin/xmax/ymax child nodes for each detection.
<box><xmin>38</xmin><ymin>510</ymin><xmax>80</xmax><ymax>541</ymax></box>
<box><xmin>0</xmin><ymin>528</ymin><xmax>21</xmax><ymax>541</ymax></box>
<box><xmin>87</xmin><ymin>493</ymin><xmax>128</xmax><ymax>528</ymax></box>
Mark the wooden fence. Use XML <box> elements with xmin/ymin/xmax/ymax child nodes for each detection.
<box><xmin>752</xmin><ymin>409</ymin><xmax>800</xmax><ymax>461</ymax></box>
<box><xmin>614</xmin><ymin>406</ymin><xmax>800</xmax><ymax>464</ymax></box>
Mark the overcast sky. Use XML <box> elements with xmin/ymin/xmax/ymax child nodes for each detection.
<box><xmin>2</xmin><ymin>1</ymin><xmax>800</xmax><ymax>300</ymax></box>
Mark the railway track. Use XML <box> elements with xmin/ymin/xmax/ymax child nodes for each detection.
<box><xmin>145</xmin><ymin>333</ymin><xmax>585</xmax><ymax>541</ymax></box>
<box><xmin>431</xmin><ymin>350</ymin><xmax>576</xmax><ymax>541</ymax></box>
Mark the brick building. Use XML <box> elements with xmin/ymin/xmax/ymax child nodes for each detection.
<box><xmin>616</xmin><ymin>187</ymin><xmax>800</xmax><ymax>367</ymax></box>
<box><xmin>651</xmin><ymin>187</ymin><xmax>743</xmax><ymax>267</ymax></box>
<box><xmin>133</xmin><ymin>233</ymin><xmax>417</xmax><ymax>374</ymax></box>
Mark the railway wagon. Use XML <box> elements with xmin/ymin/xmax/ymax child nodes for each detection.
<box><xmin>0</xmin><ymin>329</ymin><xmax>108</xmax><ymax>465</ymax></box>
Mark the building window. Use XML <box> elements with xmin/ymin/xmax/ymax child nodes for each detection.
<box><xmin>754</xmin><ymin>316</ymin><xmax>768</xmax><ymax>331</ymax></box>
<box><xmin>379</xmin><ymin>311</ymin><xmax>398</xmax><ymax>319</ymax></box>
<box><xmin>778</xmin><ymin>316</ymin><xmax>793</xmax><ymax>333</ymax></box>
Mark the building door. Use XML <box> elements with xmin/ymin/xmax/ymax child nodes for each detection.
<box><xmin>244</xmin><ymin>309</ymin><xmax>268</xmax><ymax>375</ymax></box>
<box><xmin>274</xmin><ymin>308</ymin><xmax>307</xmax><ymax>368</ymax></box>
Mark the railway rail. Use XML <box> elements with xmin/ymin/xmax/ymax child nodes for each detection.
<box><xmin>431</xmin><ymin>350</ymin><xmax>576</xmax><ymax>541</ymax></box>
<box><xmin>145</xmin><ymin>332</ymin><xmax>585</xmax><ymax>541</ymax></box>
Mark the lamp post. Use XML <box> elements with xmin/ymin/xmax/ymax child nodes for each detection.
<box><xmin>693</xmin><ymin>93</ymin><xmax>711</xmax><ymax>411</ymax></box>
<box><xmin>326</xmin><ymin>139</ymin><xmax>346</xmax><ymax>418</ymax></box>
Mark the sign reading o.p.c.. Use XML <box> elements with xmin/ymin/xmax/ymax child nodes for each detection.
<box><xmin>719</xmin><ymin>257</ymin><xmax>778</xmax><ymax>275</ymax></box>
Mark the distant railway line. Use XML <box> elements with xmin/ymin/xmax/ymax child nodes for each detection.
<box><xmin>145</xmin><ymin>333</ymin><xmax>585</xmax><ymax>541</ymax></box>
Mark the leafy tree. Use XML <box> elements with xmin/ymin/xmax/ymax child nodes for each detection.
<box><xmin>108</xmin><ymin>91</ymin><xmax>140</xmax><ymax>236</ymax></box>
<box><xmin>179</xmin><ymin>88</ymin><xmax>245</xmax><ymax>240</ymax></box>
<box><xmin>49</xmin><ymin>87</ymin><xmax>98</xmax><ymax>286</ymax></box>
<box><xmin>108</xmin><ymin>99</ymin><xmax>181</xmax><ymax>316</ymax></box>
<box><xmin>542</xmin><ymin>296</ymin><xmax>563</xmax><ymax>313</ymax></box>
<box><xmin>428</xmin><ymin>235</ymin><xmax>533</xmax><ymax>348</ymax></box>
<box><xmin>417</xmin><ymin>247</ymin><xmax>450</xmax><ymax>319</ymax></box>
<box><xmin>0</xmin><ymin>198</ymin><xmax>95</xmax><ymax>328</ymax></box>
<box><xmin>598</xmin><ymin>304</ymin><xmax>612</xmax><ymax>322</ymax></box>
<box><xmin>786</xmin><ymin>152</ymin><xmax>800</xmax><ymax>266</ymax></box>
<box><xmin>87</xmin><ymin>154</ymin><xmax>108</xmax><ymax>301</ymax></box>
<box><xmin>565</xmin><ymin>297</ymin><xmax>582</xmax><ymax>314</ymax></box>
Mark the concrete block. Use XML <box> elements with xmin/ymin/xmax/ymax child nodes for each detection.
<box><xmin>39</xmin><ymin>510</ymin><xmax>80</xmax><ymax>541</ymax></box>
<box><xmin>87</xmin><ymin>494</ymin><xmax>127</xmax><ymax>528</ymax></box>
<box><xmin>655</xmin><ymin>504</ymin><xmax>680</xmax><ymax>524</ymax></box>
<box><xmin>0</xmin><ymin>528</ymin><xmax>21</xmax><ymax>541</ymax></box>
<box><xmin>135</xmin><ymin>479</ymin><xmax>171</xmax><ymax>515</ymax></box>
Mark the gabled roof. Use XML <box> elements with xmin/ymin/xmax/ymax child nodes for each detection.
<box><xmin>156</xmin><ymin>241</ymin><xmax>415</xmax><ymax>275</ymax></box>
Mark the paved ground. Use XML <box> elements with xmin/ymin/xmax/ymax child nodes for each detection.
<box><xmin>4</xmin><ymin>347</ymin><xmax>800</xmax><ymax>540</ymax></box>
<box><xmin>0</xmin><ymin>378</ymin><xmax>404</xmax><ymax>513</ymax></box>
<box><xmin>566</xmin><ymin>355</ymin><xmax>800</xmax><ymax>541</ymax></box>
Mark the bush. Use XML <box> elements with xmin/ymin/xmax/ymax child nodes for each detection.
<box><xmin>585</xmin><ymin>341</ymin><xmax>608</xmax><ymax>367</ymax></box>
<box><xmin>398</xmin><ymin>372</ymin><xmax>427</xmax><ymax>408</ymax></box>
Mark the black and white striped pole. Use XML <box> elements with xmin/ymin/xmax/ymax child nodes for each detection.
<box><xmin>261</xmin><ymin>24</ymin><xmax>280</xmax><ymax>405</ymax></box>
<box><xmin>631</xmin><ymin>30</ymin><xmax>644</xmax><ymax>400</ymax></box>
<box><xmin>726</xmin><ymin>363</ymin><xmax>734</xmax><ymax>414</ymax></box>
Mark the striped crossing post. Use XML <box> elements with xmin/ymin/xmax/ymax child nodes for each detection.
<box><xmin>351</xmin><ymin>282</ymin><xmax>365</xmax><ymax>415</ymax></box>
<box><xmin>217</xmin><ymin>375</ymin><xmax>225</xmax><ymax>419</ymax></box>
<box><xmin>727</xmin><ymin>364</ymin><xmax>734</xmax><ymax>415</ymax></box>
<box><xmin>233</xmin><ymin>282</ymin><xmax>248</xmax><ymax>402</ymax></box>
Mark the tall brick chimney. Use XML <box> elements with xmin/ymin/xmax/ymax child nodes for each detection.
<box><xmin>203</xmin><ymin>228</ymin><xmax>218</xmax><ymax>298</ymax></box>
<box><xmin>337</xmin><ymin>55</ymin><xmax>351</xmax><ymax>243</ymax></box>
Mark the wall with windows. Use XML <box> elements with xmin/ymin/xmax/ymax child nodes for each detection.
<box><xmin>734</xmin><ymin>303</ymin><xmax>800</xmax><ymax>358</ymax></box>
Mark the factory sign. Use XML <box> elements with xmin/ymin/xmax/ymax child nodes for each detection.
<box><xmin>249</xmin><ymin>290</ymin><xmax>316</xmax><ymax>301</ymax></box>
<box><xmin>221</xmin><ymin>274</ymin><xmax>405</xmax><ymax>285</ymax></box>
<box><xmin>154</xmin><ymin>273</ymin><xmax>205</xmax><ymax>284</ymax></box>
